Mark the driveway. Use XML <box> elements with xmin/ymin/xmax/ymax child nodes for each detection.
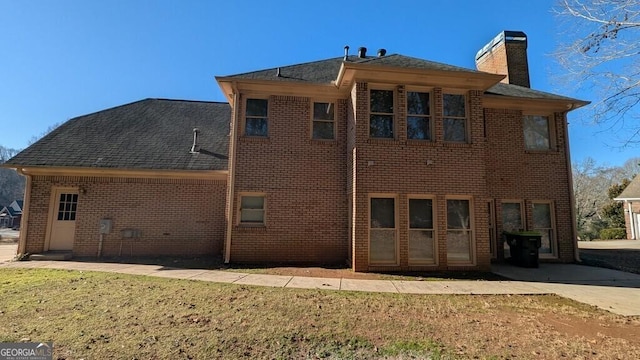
<box><xmin>578</xmin><ymin>240</ymin><xmax>640</xmax><ymax>274</ymax></box>
<box><xmin>0</xmin><ymin>243</ymin><xmax>18</xmax><ymax>262</ymax></box>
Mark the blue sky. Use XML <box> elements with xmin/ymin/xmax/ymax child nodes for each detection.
<box><xmin>1</xmin><ymin>0</ymin><xmax>637</xmax><ymax>166</ymax></box>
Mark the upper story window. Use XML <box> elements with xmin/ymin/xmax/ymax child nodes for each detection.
<box><xmin>312</xmin><ymin>102</ymin><xmax>335</xmax><ymax>140</ymax></box>
<box><xmin>407</xmin><ymin>91</ymin><xmax>431</xmax><ymax>140</ymax></box>
<box><xmin>443</xmin><ymin>94</ymin><xmax>467</xmax><ymax>142</ymax></box>
<box><xmin>523</xmin><ymin>115</ymin><xmax>551</xmax><ymax>150</ymax></box>
<box><xmin>370</xmin><ymin>89</ymin><xmax>394</xmax><ymax>138</ymax></box>
<box><xmin>245</xmin><ymin>99</ymin><xmax>268</xmax><ymax>137</ymax></box>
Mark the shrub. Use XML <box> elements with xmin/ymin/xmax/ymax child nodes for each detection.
<box><xmin>599</xmin><ymin>228</ymin><xmax>626</xmax><ymax>240</ymax></box>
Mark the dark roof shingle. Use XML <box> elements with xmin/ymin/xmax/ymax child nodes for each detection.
<box><xmin>5</xmin><ymin>99</ymin><xmax>230</xmax><ymax>171</ymax></box>
<box><xmin>224</xmin><ymin>54</ymin><xmax>483</xmax><ymax>84</ymax></box>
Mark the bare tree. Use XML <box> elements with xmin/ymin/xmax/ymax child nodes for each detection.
<box><xmin>573</xmin><ymin>157</ymin><xmax>617</xmax><ymax>239</ymax></box>
<box><xmin>555</xmin><ymin>0</ymin><xmax>640</xmax><ymax>145</ymax></box>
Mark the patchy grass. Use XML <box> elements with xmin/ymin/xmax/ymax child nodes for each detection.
<box><xmin>1</xmin><ymin>268</ymin><xmax>639</xmax><ymax>359</ymax></box>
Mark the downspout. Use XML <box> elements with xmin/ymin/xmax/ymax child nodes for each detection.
<box><xmin>563</xmin><ymin>112</ymin><xmax>580</xmax><ymax>262</ymax></box>
<box><xmin>628</xmin><ymin>201</ymin><xmax>636</xmax><ymax>240</ymax></box>
<box><xmin>16</xmin><ymin>169</ymin><xmax>32</xmax><ymax>256</ymax></box>
<box><xmin>224</xmin><ymin>88</ymin><xmax>240</xmax><ymax>263</ymax></box>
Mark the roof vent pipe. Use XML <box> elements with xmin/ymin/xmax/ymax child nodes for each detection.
<box><xmin>358</xmin><ymin>47</ymin><xmax>367</xmax><ymax>58</ymax></box>
<box><xmin>377</xmin><ymin>48</ymin><xmax>386</xmax><ymax>57</ymax></box>
<box><xmin>343</xmin><ymin>45</ymin><xmax>349</xmax><ymax>61</ymax></box>
<box><xmin>276</xmin><ymin>67</ymin><xmax>281</xmax><ymax>77</ymax></box>
<box><xmin>190</xmin><ymin>128</ymin><xmax>200</xmax><ymax>153</ymax></box>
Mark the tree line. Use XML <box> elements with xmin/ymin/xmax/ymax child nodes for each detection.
<box><xmin>573</xmin><ymin>157</ymin><xmax>639</xmax><ymax>240</ymax></box>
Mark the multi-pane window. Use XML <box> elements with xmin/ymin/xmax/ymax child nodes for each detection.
<box><xmin>57</xmin><ymin>193</ymin><xmax>78</xmax><ymax>221</ymax></box>
<box><xmin>240</xmin><ymin>195</ymin><xmax>265</xmax><ymax>225</ymax></box>
<box><xmin>312</xmin><ymin>102</ymin><xmax>335</xmax><ymax>140</ymax></box>
<box><xmin>408</xmin><ymin>198</ymin><xmax>435</xmax><ymax>263</ymax></box>
<box><xmin>443</xmin><ymin>94</ymin><xmax>467</xmax><ymax>142</ymax></box>
<box><xmin>407</xmin><ymin>91</ymin><xmax>431</xmax><ymax>140</ymax></box>
<box><xmin>502</xmin><ymin>202</ymin><xmax>524</xmax><ymax>257</ymax></box>
<box><xmin>523</xmin><ymin>115</ymin><xmax>551</xmax><ymax>150</ymax></box>
<box><xmin>446</xmin><ymin>199</ymin><xmax>473</xmax><ymax>262</ymax></box>
<box><xmin>245</xmin><ymin>99</ymin><xmax>268</xmax><ymax>137</ymax></box>
<box><xmin>370</xmin><ymin>197</ymin><xmax>397</xmax><ymax>263</ymax></box>
<box><xmin>370</xmin><ymin>89</ymin><xmax>394</xmax><ymax>138</ymax></box>
<box><xmin>532</xmin><ymin>202</ymin><xmax>555</xmax><ymax>255</ymax></box>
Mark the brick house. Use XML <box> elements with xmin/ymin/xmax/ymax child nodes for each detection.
<box><xmin>0</xmin><ymin>200</ymin><xmax>23</xmax><ymax>229</ymax></box>
<box><xmin>615</xmin><ymin>175</ymin><xmax>640</xmax><ymax>240</ymax></box>
<box><xmin>4</xmin><ymin>31</ymin><xmax>587</xmax><ymax>271</ymax></box>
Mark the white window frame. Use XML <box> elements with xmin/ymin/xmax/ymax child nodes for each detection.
<box><xmin>445</xmin><ymin>196</ymin><xmax>475</xmax><ymax>265</ymax></box>
<box><xmin>369</xmin><ymin>87</ymin><xmax>395</xmax><ymax>139</ymax></box>
<box><xmin>523</xmin><ymin>113</ymin><xmax>554</xmax><ymax>151</ymax></box>
<box><xmin>407</xmin><ymin>195</ymin><xmax>437</xmax><ymax>265</ymax></box>
<box><xmin>442</xmin><ymin>92</ymin><xmax>468</xmax><ymax>143</ymax></box>
<box><xmin>244</xmin><ymin>98</ymin><xmax>269</xmax><ymax>137</ymax></box>
<box><xmin>238</xmin><ymin>193</ymin><xmax>266</xmax><ymax>226</ymax></box>
<box><xmin>530</xmin><ymin>200</ymin><xmax>557</xmax><ymax>258</ymax></box>
<box><xmin>406</xmin><ymin>89</ymin><xmax>433</xmax><ymax>141</ymax></box>
<box><xmin>311</xmin><ymin>100</ymin><xmax>336</xmax><ymax>140</ymax></box>
<box><xmin>368</xmin><ymin>193</ymin><xmax>399</xmax><ymax>266</ymax></box>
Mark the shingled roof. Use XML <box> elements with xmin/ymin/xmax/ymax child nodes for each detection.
<box><xmin>224</xmin><ymin>53</ymin><xmax>583</xmax><ymax>102</ymax></box>
<box><xmin>617</xmin><ymin>175</ymin><xmax>640</xmax><ymax>200</ymax></box>
<box><xmin>224</xmin><ymin>54</ymin><xmax>484</xmax><ymax>84</ymax></box>
<box><xmin>5</xmin><ymin>99</ymin><xmax>230</xmax><ymax>171</ymax></box>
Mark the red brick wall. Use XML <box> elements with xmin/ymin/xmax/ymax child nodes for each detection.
<box><xmin>485</xmin><ymin>109</ymin><xmax>575</xmax><ymax>262</ymax></box>
<box><xmin>24</xmin><ymin>176</ymin><xmax>226</xmax><ymax>256</ymax></box>
<box><xmin>229</xmin><ymin>95</ymin><xmax>349</xmax><ymax>264</ymax></box>
<box><xmin>351</xmin><ymin>83</ymin><xmax>491</xmax><ymax>271</ymax></box>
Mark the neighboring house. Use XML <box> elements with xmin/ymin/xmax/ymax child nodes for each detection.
<box><xmin>3</xmin><ymin>31</ymin><xmax>587</xmax><ymax>272</ymax></box>
<box><xmin>615</xmin><ymin>175</ymin><xmax>640</xmax><ymax>240</ymax></box>
<box><xmin>0</xmin><ymin>200</ymin><xmax>23</xmax><ymax>229</ymax></box>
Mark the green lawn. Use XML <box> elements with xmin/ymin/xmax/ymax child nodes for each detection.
<box><xmin>0</xmin><ymin>268</ymin><xmax>638</xmax><ymax>359</ymax></box>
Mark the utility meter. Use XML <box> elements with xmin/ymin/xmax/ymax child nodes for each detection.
<box><xmin>99</xmin><ymin>219</ymin><xmax>112</xmax><ymax>234</ymax></box>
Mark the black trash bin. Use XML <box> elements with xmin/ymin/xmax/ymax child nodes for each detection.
<box><xmin>503</xmin><ymin>231</ymin><xmax>541</xmax><ymax>268</ymax></box>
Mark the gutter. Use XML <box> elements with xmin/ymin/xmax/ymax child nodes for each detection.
<box><xmin>224</xmin><ymin>88</ymin><xmax>240</xmax><ymax>263</ymax></box>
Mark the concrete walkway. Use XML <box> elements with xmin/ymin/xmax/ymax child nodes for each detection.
<box><xmin>2</xmin><ymin>257</ymin><xmax>639</xmax><ymax>316</ymax></box>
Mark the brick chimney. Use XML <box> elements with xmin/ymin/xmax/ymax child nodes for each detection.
<box><xmin>475</xmin><ymin>31</ymin><xmax>530</xmax><ymax>88</ymax></box>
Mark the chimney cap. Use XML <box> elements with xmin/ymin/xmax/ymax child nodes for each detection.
<box><xmin>475</xmin><ymin>30</ymin><xmax>527</xmax><ymax>61</ymax></box>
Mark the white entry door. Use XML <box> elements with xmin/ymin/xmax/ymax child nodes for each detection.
<box><xmin>48</xmin><ymin>189</ymin><xmax>78</xmax><ymax>250</ymax></box>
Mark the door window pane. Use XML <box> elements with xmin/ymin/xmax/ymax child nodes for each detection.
<box><xmin>57</xmin><ymin>192</ymin><xmax>78</xmax><ymax>222</ymax></box>
<box><xmin>409</xmin><ymin>198</ymin><xmax>435</xmax><ymax>263</ymax></box>
<box><xmin>447</xmin><ymin>199</ymin><xmax>472</xmax><ymax>262</ymax></box>
<box><xmin>370</xmin><ymin>197</ymin><xmax>396</xmax><ymax>263</ymax></box>
<box><xmin>502</xmin><ymin>203</ymin><xmax>523</xmax><ymax>231</ymax></box>
<box><xmin>532</xmin><ymin>203</ymin><xmax>554</xmax><ymax>254</ymax></box>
